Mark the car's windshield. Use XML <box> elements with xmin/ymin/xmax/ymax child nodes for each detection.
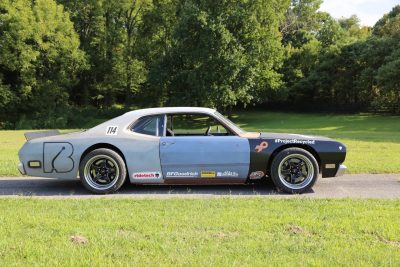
<box><xmin>214</xmin><ymin>111</ymin><xmax>245</xmax><ymax>135</ymax></box>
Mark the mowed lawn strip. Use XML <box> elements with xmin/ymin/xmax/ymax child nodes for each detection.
<box><xmin>0</xmin><ymin>198</ymin><xmax>399</xmax><ymax>266</ymax></box>
<box><xmin>0</xmin><ymin>112</ymin><xmax>399</xmax><ymax>176</ymax></box>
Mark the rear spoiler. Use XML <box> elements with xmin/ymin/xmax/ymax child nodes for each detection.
<box><xmin>24</xmin><ymin>130</ymin><xmax>60</xmax><ymax>141</ymax></box>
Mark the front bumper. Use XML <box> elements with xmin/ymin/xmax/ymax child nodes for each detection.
<box><xmin>335</xmin><ymin>164</ymin><xmax>347</xmax><ymax>177</ymax></box>
<box><xmin>18</xmin><ymin>162</ymin><xmax>26</xmax><ymax>175</ymax></box>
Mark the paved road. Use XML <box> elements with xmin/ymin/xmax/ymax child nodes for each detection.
<box><xmin>0</xmin><ymin>174</ymin><xmax>399</xmax><ymax>199</ymax></box>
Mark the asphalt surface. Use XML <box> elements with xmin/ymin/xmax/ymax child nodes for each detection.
<box><xmin>0</xmin><ymin>174</ymin><xmax>399</xmax><ymax>199</ymax></box>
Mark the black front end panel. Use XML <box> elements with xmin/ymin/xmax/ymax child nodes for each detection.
<box><xmin>247</xmin><ymin>135</ymin><xmax>346</xmax><ymax>179</ymax></box>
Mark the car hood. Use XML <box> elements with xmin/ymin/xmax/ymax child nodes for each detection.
<box><xmin>260</xmin><ymin>132</ymin><xmax>334</xmax><ymax>141</ymax></box>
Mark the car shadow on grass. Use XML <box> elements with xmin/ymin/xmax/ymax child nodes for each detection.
<box><xmin>0</xmin><ymin>177</ymin><xmax>314</xmax><ymax>197</ymax></box>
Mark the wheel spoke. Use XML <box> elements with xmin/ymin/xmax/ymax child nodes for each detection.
<box><xmin>290</xmin><ymin>173</ymin><xmax>295</xmax><ymax>184</ymax></box>
<box><xmin>281</xmin><ymin>168</ymin><xmax>290</xmax><ymax>174</ymax></box>
<box><xmin>93</xmin><ymin>173</ymin><xmax>101</xmax><ymax>182</ymax></box>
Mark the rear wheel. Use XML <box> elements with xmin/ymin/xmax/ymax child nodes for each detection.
<box><xmin>270</xmin><ymin>148</ymin><xmax>319</xmax><ymax>194</ymax></box>
<box><xmin>79</xmin><ymin>148</ymin><xmax>126</xmax><ymax>194</ymax></box>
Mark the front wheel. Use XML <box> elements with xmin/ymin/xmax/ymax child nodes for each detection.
<box><xmin>270</xmin><ymin>148</ymin><xmax>319</xmax><ymax>194</ymax></box>
<box><xmin>79</xmin><ymin>148</ymin><xmax>127</xmax><ymax>194</ymax></box>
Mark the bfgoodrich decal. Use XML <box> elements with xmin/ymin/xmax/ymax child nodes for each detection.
<box><xmin>132</xmin><ymin>172</ymin><xmax>162</xmax><ymax>179</ymax></box>
<box><xmin>274</xmin><ymin>139</ymin><xmax>315</xmax><ymax>145</ymax></box>
<box><xmin>166</xmin><ymin>171</ymin><xmax>198</xmax><ymax>178</ymax></box>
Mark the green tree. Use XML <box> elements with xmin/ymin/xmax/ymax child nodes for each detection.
<box><xmin>0</xmin><ymin>0</ymin><xmax>85</xmax><ymax>126</ymax></box>
<box><xmin>374</xmin><ymin>9</ymin><xmax>400</xmax><ymax>113</ymax></box>
<box><xmin>117</xmin><ymin>0</ymin><xmax>152</xmax><ymax>104</ymax></box>
<box><xmin>137</xmin><ymin>0</ymin><xmax>179</xmax><ymax>106</ymax></box>
<box><xmin>60</xmin><ymin>0</ymin><xmax>151</xmax><ymax>107</ymax></box>
<box><xmin>338</xmin><ymin>15</ymin><xmax>371</xmax><ymax>41</ymax></box>
<box><xmin>57</xmin><ymin>0</ymin><xmax>105</xmax><ymax>106</ymax></box>
<box><xmin>317</xmin><ymin>14</ymin><xmax>346</xmax><ymax>47</ymax></box>
<box><xmin>376</xmin><ymin>48</ymin><xmax>400</xmax><ymax>111</ymax></box>
<box><xmin>152</xmin><ymin>0</ymin><xmax>289</xmax><ymax>110</ymax></box>
<box><xmin>280</xmin><ymin>0</ymin><xmax>323</xmax><ymax>47</ymax></box>
<box><xmin>373</xmin><ymin>5</ymin><xmax>400</xmax><ymax>38</ymax></box>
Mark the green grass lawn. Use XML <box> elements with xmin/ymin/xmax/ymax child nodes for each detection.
<box><xmin>0</xmin><ymin>111</ymin><xmax>399</xmax><ymax>176</ymax></box>
<box><xmin>1</xmin><ymin>113</ymin><xmax>399</xmax><ymax>266</ymax></box>
<box><xmin>0</xmin><ymin>198</ymin><xmax>399</xmax><ymax>266</ymax></box>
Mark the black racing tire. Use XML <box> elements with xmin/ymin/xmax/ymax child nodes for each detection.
<box><xmin>270</xmin><ymin>147</ymin><xmax>319</xmax><ymax>194</ymax></box>
<box><xmin>79</xmin><ymin>148</ymin><xmax>127</xmax><ymax>194</ymax></box>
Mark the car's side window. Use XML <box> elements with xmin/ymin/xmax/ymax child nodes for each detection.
<box><xmin>165</xmin><ymin>114</ymin><xmax>232</xmax><ymax>137</ymax></box>
<box><xmin>131</xmin><ymin>115</ymin><xmax>165</xmax><ymax>136</ymax></box>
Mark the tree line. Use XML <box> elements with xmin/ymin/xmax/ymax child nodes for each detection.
<box><xmin>0</xmin><ymin>0</ymin><xmax>399</xmax><ymax>128</ymax></box>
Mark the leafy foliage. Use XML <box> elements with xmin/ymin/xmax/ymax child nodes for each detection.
<box><xmin>150</xmin><ymin>0</ymin><xmax>288</xmax><ymax>110</ymax></box>
<box><xmin>0</xmin><ymin>0</ymin><xmax>85</xmax><ymax>127</ymax></box>
<box><xmin>0</xmin><ymin>1</ymin><xmax>399</xmax><ymax>128</ymax></box>
<box><xmin>282</xmin><ymin>3</ymin><xmax>400</xmax><ymax>114</ymax></box>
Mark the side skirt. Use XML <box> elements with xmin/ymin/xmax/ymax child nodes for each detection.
<box><xmin>163</xmin><ymin>178</ymin><xmax>245</xmax><ymax>185</ymax></box>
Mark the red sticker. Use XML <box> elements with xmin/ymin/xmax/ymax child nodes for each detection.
<box><xmin>132</xmin><ymin>172</ymin><xmax>162</xmax><ymax>179</ymax></box>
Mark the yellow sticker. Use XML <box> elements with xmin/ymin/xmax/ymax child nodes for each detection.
<box><xmin>201</xmin><ymin>171</ymin><xmax>216</xmax><ymax>178</ymax></box>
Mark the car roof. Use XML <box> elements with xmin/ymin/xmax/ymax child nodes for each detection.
<box><xmin>85</xmin><ymin>107</ymin><xmax>218</xmax><ymax>135</ymax></box>
<box><xmin>123</xmin><ymin>107</ymin><xmax>216</xmax><ymax>117</ymax></box>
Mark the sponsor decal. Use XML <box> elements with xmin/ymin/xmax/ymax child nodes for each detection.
<box><xmin>255</xmin><ymin>141</ymin><xmax>268</xmax><ymax>152</ymax></box>
<box><xmin>166</xmin><ymin>171</ymin><xmax>198</xmax><ymax>178</ymax></box>
<box><xmin>106</xmin><ymin>126</ymin><xmax>118</xmax><ymax>135</ymax></box>
<box><xmin>274</xmin><ymin>139</ymin><xmax>315</xmax><ymax>145</ymax></box>
<box><xmin>217</xmin><ymin>171</ymin><xmax>239</xmax><ymax>177</ymax></box>
<box><xmin>249</xmin><ymin>171</ymin><xmax>264</xmax><ymax>180</ymax></box>
<box><xmin>201</xmin><ymin>171</ymin><xmax>216</xmax><ymax>178</ymax></box>
<box><xmin>132</xmin><ymin>172</ymin><xmax>162</xmax><ymax>179</ymax></box>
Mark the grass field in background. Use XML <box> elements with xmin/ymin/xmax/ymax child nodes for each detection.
<box><xmin>0</xmin><ymin>111</ymin><xmax>399</xmax><ymax>176</ymax></box>
<box><xmin>0</xmin><ymin>198</ymin><xmax>399</xmax><ymax>266</ymax></box>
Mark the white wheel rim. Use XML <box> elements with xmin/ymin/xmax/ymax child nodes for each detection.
<box><xmin>278</xmin><ymin>154</ymin><xmax>314</xmax><ymax>190</ymax></box>
<box><xmin>83</xmin><ymin>155</ymin><xmax>120</xmax><ymax>190</ymax></box>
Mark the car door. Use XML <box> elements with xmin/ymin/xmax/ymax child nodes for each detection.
<box><xmin>159</xmin><ymin>113</ymin><xmax>250</xmax><ymax>183</ymax></box>
<box><xmin>125</xmin><ymin>114</ymin><xmax>165</xmax><ymax>184</ymax></box>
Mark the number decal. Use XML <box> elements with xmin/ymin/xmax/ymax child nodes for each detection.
<box><xmin>106</xmin><ymin>126</ymin><xmax>118</xmax><ymax>135</ymax></box>
<box><xmin>43</xmin><ymin>142</ymin><xmax>74</xmax><ymax>173</ymax></box>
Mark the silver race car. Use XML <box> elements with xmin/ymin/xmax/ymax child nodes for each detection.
<box><xmin>18</xmin><ymin>107</ymin><xmax>347</xmax><ymax>194</ymax></box>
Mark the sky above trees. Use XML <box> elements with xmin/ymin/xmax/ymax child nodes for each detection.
<box><xmin>320</xmin><ymin>0</ymin><xmax>399</xmax><ymax>26</ymax></box>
